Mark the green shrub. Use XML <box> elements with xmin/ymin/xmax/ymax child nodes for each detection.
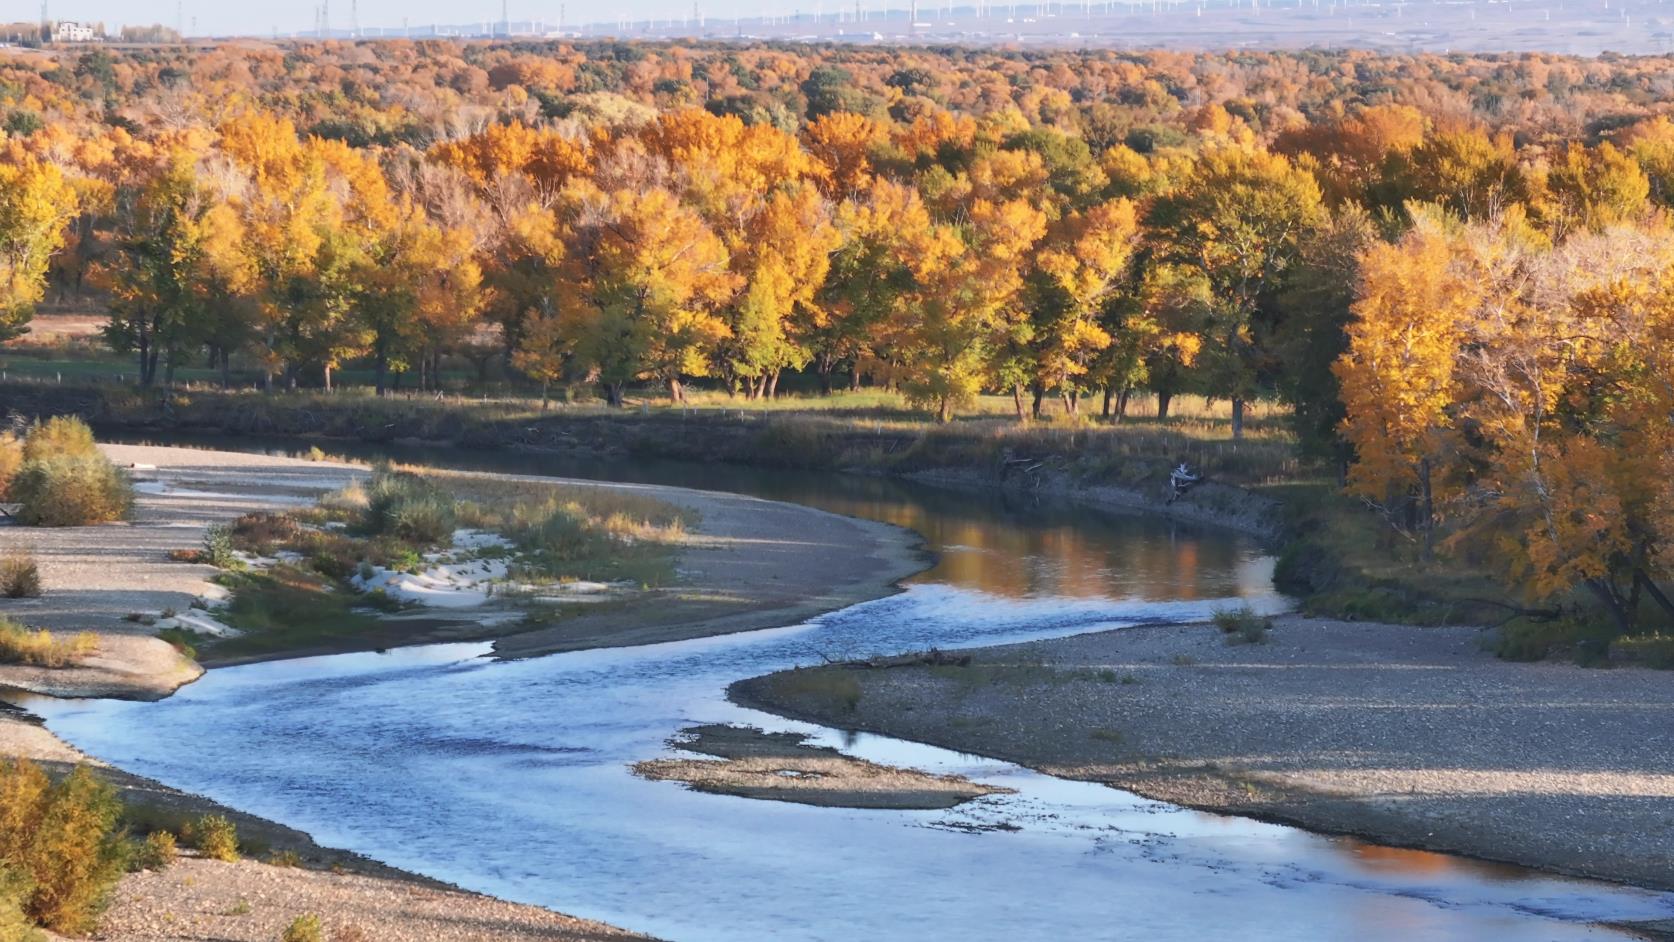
<box><xmin>202</xmin><ymin>524</ymin><xmax>238</xmax><ymax>568</ymax></box>
<box><xmin>155</xmin><ymin>627</ymin><xmax>200</xmax><ymax>660</ymax></box>
<box><xmin>1496</xmin><ymin>615</ymin><xmax>1615</xmax><ymax>664</ymax></box>
<box><xmin>281</xmin><ymin>913</ymin><xmax>323</xmax><ymax>942</ymax></box>
<box><xmin>1610</xmin><ymin>633</ymin><xmax>1674</xmax><ymax>669</ymax></box>
<box><xmin>131</xmin><ymin>831</ymin><xmax>177</xmax><ymax>871</ymax></box>
<box><xmin>1212</xmin><ymin>607</ymin><xmax>1271</xmax><ymax>645</ymax></box>
<box><xmin>9</xmin><ymin>456</ymin><xmax>133</xmax><ymax>527</ymax></box>
<box><xmin>0</xmin><ymin>618</ymin><xmax>97</xmax><ymax>667</ymax></box>
<box><xmin>364</xmin><ymin>472</ymin><xmax>455</xmax><ymax>544</ymax></box>
<box><xmin>0</xmin><ymin>551</ymin><xmax>41</xmax><ymax>599</ymax></box>
<box><xmin>20</xmin><ymin>417</ymin><xmax>99</xmax><ymax>463</ymax></box>
<box><xmin>186</xmin><ymin>814</ymin><xmax>239</xmax><ymax>862</ymax></box>
<box><xmin>0</xmin><ymin>760</ymin><xmax>127</xmax><ymax>935</ymax></box>
<box><xmin>0</xmin><ymin>866</ymin><xmax>45</xmax><ymax>942</ymax></box>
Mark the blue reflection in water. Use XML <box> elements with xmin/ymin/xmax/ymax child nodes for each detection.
<box><xmin>38</xmin><ymin>580</ymin><xmax>1674</xmax><ymax>942</ymax></box>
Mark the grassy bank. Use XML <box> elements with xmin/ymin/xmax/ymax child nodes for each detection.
<box><xmin>8</xmin><ymin>380</ymin><xmax>1642</xmax><ymax>664</ymax></box>
<box><xmin>177</xmin><ymin>466</ymin><xmax>694</xmax><ymax>660</ymax></box>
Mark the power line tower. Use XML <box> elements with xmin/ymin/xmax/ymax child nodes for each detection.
<box><xmin>321</xmin><ymin>0</ymin><xmax>331</xmax><ymax>35</ymax></box>
<box><xmin>350</xmin><ymin>0</ymin><xmax>359</xmax><ymax>37</ymax></box>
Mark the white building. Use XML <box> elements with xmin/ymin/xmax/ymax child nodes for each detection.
<box><xmin>51</xmin><ymin>21</ymin><xmax>98</xmax><ymax>42</ymax></box>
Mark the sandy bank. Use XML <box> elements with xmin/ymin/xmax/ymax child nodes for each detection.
<box><xmin>735</xmin><ymin>615</ymin><xmax>1674</xmax><ymax>892</ymax></box>
<box><xmin>632</xmin><ymin>723</ymin><xmax>1009</xmax><ymax>809</ymax></box>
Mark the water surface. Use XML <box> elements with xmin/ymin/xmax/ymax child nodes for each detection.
<box><xmin>41</xmin><ymin>441</ymin><xmax>1674</xmax><ymax>940</ymax></box>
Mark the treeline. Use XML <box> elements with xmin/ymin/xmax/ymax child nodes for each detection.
<box><xmin>3</xmin><ymin>42</ymin><xmax>1674</xmax><ymax>626</ymax></box>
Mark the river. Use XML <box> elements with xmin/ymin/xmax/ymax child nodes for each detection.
<box><xmin>33</xmin><ymin>439</ymin><xmax>1674</xmax><ymax>940</ymax></box>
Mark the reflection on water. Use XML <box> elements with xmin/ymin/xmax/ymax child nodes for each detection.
<box><xmin>105</xmin><ymin>431</ymin><xmax>1267</xmax><ymax>601</ymax></box>
<box><xmin>47</xmin><ymin>435</ymin><xmax>1672</xmax><ymax>941</ymax></box>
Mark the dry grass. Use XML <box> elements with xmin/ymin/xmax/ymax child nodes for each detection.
<box><xmin>0</xmin><ymin>618</ymin><xmax>98</xmax><ymax>667</ymax></box>
<box><xmin>0</xmin><ymin>550</ymin><xmax>41</xmax><ymax>599</ymax></box>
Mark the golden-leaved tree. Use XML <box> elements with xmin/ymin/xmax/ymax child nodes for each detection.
<box><xmin>0</xmin><ymin>149</ymin><xmax>78</xmax><ymax>342</ymax></box>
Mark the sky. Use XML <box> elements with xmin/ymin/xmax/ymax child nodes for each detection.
<box><xmin>41</xmin><ymin>0</ymin><xmax>892</xmax><ymax>39</ymax></box>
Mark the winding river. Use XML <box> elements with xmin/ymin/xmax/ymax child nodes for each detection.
<box><xmin>34</xmin><ymin>440</ymin><xmax>1674</xmax><ymax>940</ymax></box>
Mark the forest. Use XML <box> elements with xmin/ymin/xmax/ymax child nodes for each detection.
<box><xmin>2</xmin><ymin>40</ymin><xmax>1674</xmax><ymax>632</ymax></box>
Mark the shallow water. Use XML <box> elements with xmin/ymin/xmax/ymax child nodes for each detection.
<box><xmin>40</xmin><ymin>441</ymin><xmax>1674</xmax><ymax>940</ymax></box>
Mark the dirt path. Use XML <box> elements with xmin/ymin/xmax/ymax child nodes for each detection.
<box><xmin>736</xmin><ymin>615</ymin><xmax>1674</xmax><ymax>892</ymax></box>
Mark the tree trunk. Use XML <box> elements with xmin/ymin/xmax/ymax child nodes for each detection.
<box><xmin>1101</xmin><ymin>386</ymin><xmax>1113</xmax><ymax>419</ymax></box>
<box><xmin>850</xmin><ymin>366</ymin><xmax>862</xmax><ymax>392</ymax></box>
<box><xmin>1013</xmin><ymin>385</ymin><xmax>1026</xmax><ymax>421</ymax></box>
<box><xmin>937</xmin><ymin>397</ymin><xmax>952</xmax><ymax>424</ymax></box>
<box><xmin>767</xmin><ymin>370</ymin><xmax>780</xmax><ymax>399</ymax></box>
<box><xmin>375</xmin><ymin>351</ymin><xmax>388</xmax><ymax>397</ymax></box>
<box><xmin>1585</xmin><ymin>578</ymin><xmax>1634</xmax><ymax>634</ymax></box>
<box><xmin>668</xmin><ymin>376</ymin><xmax>685</xmax><ymax>403</ymax></box>
<box><xmin>323</xmin><ymin>363</ymin><xmax>333</xmax><ymax>392</ymax></box>
<box><xmin>1030</xmin><ymin>383</ymin><xmax>1045</xmax><ymax>420</ymax></box>
<box><xmin>603</xmin><ymin>381</ymin><xmax>625</xmax><ymax>407</ymax></box>
<box><xmin>1116</xmin><ymin>389</ymin><xmax>1131</xmax><ymax>423</ymax></box>
<box><xmin>1157</xmin><ymin>390</ymin><xmax>1172</xmax><ymax>420</ymax></box>
<box><xmin>541</xmin><ymin>380</ymin><xmax>550</xmax><ymax>410</ymax></box>
<box><xmin>1231</xmin><ymin>397</ymin><xmax>1245</xmax><ymax>440</ymax></box>
<box><xmin>1419</xmin><ymin>456</ymin><xmax>1435</xmax><ymax>562</ymax></box>
<box><xmin>220</xmin><ymin>348</ymin><xmax>231</xmax><ymax>390</ymax></box>
<box><xmin>1636</xmin><ymin>570</ymin><xmax>1674</xmax><ymax>623</ymax></box>
<box><xmin>137</xmin><ymin>331</ymin><xmax>152</xmax><ymax>387</ymax></box>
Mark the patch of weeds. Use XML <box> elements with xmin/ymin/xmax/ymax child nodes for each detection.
<box><xmin>221</xmin><ymin>899</ymin><xmax>252</xmax><ymax>917</ymax></box>
<box><xmin>0</xmin><ymin>618</ymin><xmax>98</xmax><ymax>667</ymax></box>
<box><xmin>214</xmin><ymin>567</ymin><xmax>381</xmax><ymax>655</ymax></box>
<box><xmin>1170</xmin><ymin>654</ymin><xmax>1197</xmax><ymax>666</ymax></box>
<box><xmin>266</xmin><ymin>849</ymin><xmax>302</xmax><ymax>868</ymax></box>
<box><xmin>0</xmin><ymin>550</ymin><xmax>42</xmax><ymax>598</ymax></box>
<box><xmin>1612</xmin><ymin>633</ymin><xmax>1674</xmax><ymax>669</ymax></box>
<box><xmin>1213</xmin><ymin>607</ymin><xmax>1271</xmax><ymax>645</ymax></box>
<box><xmin>183</xmin><ymin>814</ymin><xmax>239</xmax><ymax>862</ymax></box>
<box><xmin>155</xmin><ymin>627</ymin><xmax>202</xmax><ymax>660</ymax></box>
<box><xmin>282</xmin><ymin>914</ymin><xmax>323</xmax><ymax>942</ymax></box>
<box><xmin>1088</xmin><ymin>728</ymin><xmax>1124</xmax><ymax>744</ymax></box>
<box><xmin>1496</xmin><ymin>614</ymin><xmax>1615</xmax><ymax>664</ymax></box>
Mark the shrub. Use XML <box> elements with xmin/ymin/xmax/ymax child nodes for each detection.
<box><xmin>266</xmin><ymin>849</ymin><xmax>302</xmax><ymax>868</ymax></box>
<box><xmin>0</xmin><ymin>551</ymin><xmax>41</xmax><ymax>599</ymax></box>
<box><xmin>202</xmin><ymin>525</ymin><xmax>238</xmax><ymax>568</ymax></box>
<box><xmin>0</xmin><ymin>619</ymin><xmax>96</xmax><ymax>668</ymax></box>
<box><xmin>186</xmin><ymin>814</ymin><xmax>239</xmax><ymax>862</ymax></box>
<box><xmin>9</xmin><ymin>456</ymin><xmax>133</xmax><ymax>527</ymax></box>
<box><xmin>0</xmin><ymin>432</ymin><xmax>21</xmax><ymax>498</ymax></box>
<box><xmin>364</xmin><ymin>472</ymin><xmax>455</xmax><ymax>545</ymax></box>
<box><xmin>1212</xmin><ymin>607</ymin><xmax>1271</xmax><ymax>645</ymax></box>
<box><xmin>1610</xmin><ymin>633</ymin><xmax>1674</xmax><ymax>669</ymax></box>
<box><xmin>0</xmin><ymin>866</ymin><xmax>45</xmax><ymax>942</ymax></box>
<box><xmin>230</xmin><ymin>512</ymin><xmax>302</xmax><ymax>555</ymax></box>
<box><xmin>282</xmin><ymin>914</ymin><xmax>324</xmax><ymax>942</ymax></box>
<box><xmin>19</xmin><ymin>417</ymin><xmax>99</xmax><ymax>463</ymax></box>
<box><xmin>0</xmin><ymin>760</ymin><xmax>127</xmax><ymax>935</ymax></box>
<box><xmin>156</xmin><ymin>627</ymin><xmax>201</xmax><ymax>660</ymax></box>
<box><xmin>131</xmin><ymin>831</ymin><xmax>177</xmax><ymax>871</ymax></box>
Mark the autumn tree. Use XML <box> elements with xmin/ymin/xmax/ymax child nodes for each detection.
<box><xmin>1334</xmin><ymin>208</ymin><xmax>1479</xmax><ymax>557</ymax></box>
<box><xmin>1146</xmin><ymin>146</ymin><xmax>1324</xmax><ymax>438</ymax></box>
<box><xmin>0</xmin><ymin>150</ymin><xmax>78</xmax><ymax>342</ymax></box>
<box><xmin>566</xmin><ymin>186</ymin><xmax>737</xmax><ymax>405</ymax></box>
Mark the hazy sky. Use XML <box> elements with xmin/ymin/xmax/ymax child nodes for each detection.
<box><xmin>47</xmin><ymin>0</ymin><xmax>863</xmax><ymax>38</ymax></box>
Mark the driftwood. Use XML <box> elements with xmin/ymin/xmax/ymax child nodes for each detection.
<box><xmin>845</xmin><ymin>648</ymin><xmax>972</xmax><ymax>670</ymax></box>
